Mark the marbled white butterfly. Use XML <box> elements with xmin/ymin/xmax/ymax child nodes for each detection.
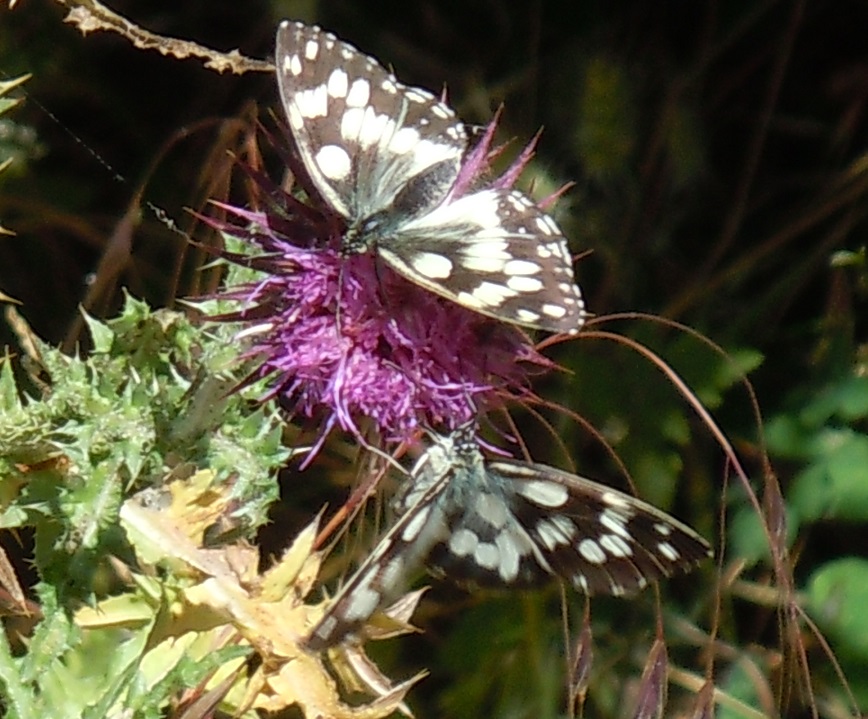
<box><xmin>305</xmin><ymin>426</ymin><xmax>711</xmax><ymax>650</ymax></box>
<box><xmin>276</xmin><ymin>21</ymin><xmax>586</xmax><ymax>334</ymax></box>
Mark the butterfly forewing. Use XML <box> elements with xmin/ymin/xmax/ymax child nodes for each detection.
<box><xmin>303</xmin><ymin>439</ymin><xmax>456</xmax><ymax>651</ymax></box>
<box><xmin>276</xmin><ymin>21</ymin><xmax>466</xmax><ymax>224</ymax></box>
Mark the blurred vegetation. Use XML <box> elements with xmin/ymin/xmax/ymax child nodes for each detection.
<box><xmin>1</xmin><ymin>1</ymin><xmax>868</xmax><ymax>717</ymax></box>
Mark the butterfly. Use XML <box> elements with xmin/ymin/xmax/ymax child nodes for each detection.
<box><xmin>304</xmin><ymin>426</ymin><xmax>712</xmax><ymax>650</ymax></box>
<box><xmin>275</xmin><ymin>21</ymin><xmax>587</xmax><ymax>334</ymax></box>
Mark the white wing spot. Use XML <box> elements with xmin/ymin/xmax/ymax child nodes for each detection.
<box><xmin>536</xmin><ymin>521</ymin><xmax>559</xmax><ymax>550</ymax></box>
<box><xmin>361</xmin><ymin>111</ymin><xmax>394</xmax><ymax>148</ymax></box>
<box><xmin>449</xmin><ymin>528</ymin><xmax>478</xmax><ymax>556</ymax></box>
<box><xmin>456</xmin><ymin>290</ymin><xmax>484</xmax><ymax>308</ymax></box>
<box><xmin>574</xmin><ymin>573</ymin><xmax>590</xmax><ymax>593</ymax></box>
<box><xmin>599</xmin><ymin>533</ymin><xmax>633</xmax><ymax>558</ymax></box>
<box><xmin>475</xmin><ymin>492</ymin><xmax>510</xmax><ymax>529</ymax></box>
<box><xmin>508</xmin><ymin>192</ymin><xmax>532</xmax><ymax>209</ymax></box>
<box><xmin>287</xmin><ymin>104</ymin><xmax>304</xmax><ymax>131</ymax></box>
<box><xmin>654</xmin><ymin>523</ymin><xmax>673</xmax><ymax>536</ymax></box>
<box><xmin>507</xmin><ymin>276</ymin><xmax>544</xmax><ymax>293</ymax></box>
<box><xmin>516</xmin><ymin>479</ymin><xmax>569</xmax><ymax>507</ymax></box>
<box><xmin>382</xmin><ymin>78</ymin><xmax>398</xmax><ymax>93</ymax></box>
<box><xmin>494</xmin><ymin>531</ymin><xmax>522</xmax><ymax>581</ymax></box>
<box><xmin>461</xmin><ymin>240</ymin><xmax>510</xmax><ymax>259</ymax></box>
<box><xmin>536</xmin><ymin>216</ymin><xmax>557</xmax><ymax>234</ymax></box>
<box><xmin>411</xmin><ymin>252</ymin><xmax>453</xmax><ymax>279</ymax></box>
<box><xmin>380</xmin><ymin>556</ymin><xmax>405</xmax><ymax>590</ymax></box>
<box><xmin>327</xmin><ymin>68</ymin><xmax>349</xmax><ymax>98</ymax></box>
<box><xmin>401</xmin><ymin>505</ymin><xmax>431</xmax><ymax>542</ymax></box>
<box><xmin>346</xmin><ymin>78</ymin><xmax>371</xmax><ymax>107</ymax></box>
<box><xmin>406</xmin><ymin>138</ymin><xmax>460</xmax><ymax>177</ymax></box>
<box><xmin>536</xmin><ymin>516</ymin><xmax>576</xmax><ymax>550</ymax></box>
<box><xmin>537</xmin><ymin>244</ymin><xmax>553</xmax><ymax>259</ymax></box>
<box><xmin>474</xmin><ymin>542</ymin><xmax>499</xmax><ymax>569</ymax></box>
<box><xmin>600</xmin><ymin>509</ymin><xmax>631</xmax><ymax>539</ymax></box>
<box><xmin>405</xmin><ymin>88</ymin><xmax>433</xmax><ymax>104</ymax></box>
<box><xmin>542</xmin><ymin>303</ymin><xmax>567</xmax><ymax>318</ymax></box>
<box><xmin>304</xmin><ymin>39</ymin><xmax>319</xmax><ymax>60</ymax></box>
<box><xmin>469</xmin><ymin>281</ymin><xmax>519</xmax><ymax>307</ymax></box>
<box><xmin>284</xmin><ymin>53</ymin><xmax>302</xmax><ymax>76</ymax></box>
<box><xmin>344</xmin><ymin>585</ymin><xmax>381</xmax><ymax>621</ymax></box>
<box><xmin>339</xmin><ymin>107</ymin><xmax>363</xmax><ymax>143</ymax></box>
<box><xmin>551</xmin><ymin>514</ymin><xmax>576</xmax><ymax>538</ymax></box>
<box><xmin>315</xmin><ymin>145</ymin><xmax>352</xmax><ymax>180</ymax></box>
<box><xmin>602</xmin><ymin>491</ymin><xmax>633</xmax><ymax>512</ymax></box>
<box><xmin>388</xmin><ymin>126</ymin><xmax>421</xmax><ymax>154</ymax></box>
<box><xmin>578</xmin><ymin>538</ymin><xmax>607</xmax><ymax>564</ymax></box>
<box><xmin>339</xmin><ymin>107</ymin><xmax>388</xmax><ymax>148</ymax></box>
<box><xmin>504</xmin><ymin>259</ymin><xmax>541</xmax><ymax>276</ymax></box>
<box><xmin>296</xmin><ymin>84</ymin><xmax>329</xmax><ymax>119</ymax></box>
<box><xmin>406</xmin><ymin>191</ymin><xmax>500</xmax><ymax>233</ymax></box>
<box><xmin>431</xmin><ymin>103</ymin><xmax>453</xmax><ymax>119</ymax></box>
<box><xmin>657</xmin><ymin>541</ymin><xmax>680</xmax><ymax>561</ymax></box>
<box><xmin>517</xmin><ymin>308</ymin><xmax>542</xmax><ymax>323</ymax></box>
<box><xmin>461</xmin><ymin>255</ymin><xmax>506</xmax><ymax>273</ymax></box>
<box><xmin>547</xmin><ymin>241</ymin><xmax>567</xmax><ymax>260</ymax></box>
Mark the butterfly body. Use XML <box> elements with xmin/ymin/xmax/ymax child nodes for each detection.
<box><xmin>305</xmin><ymin>428</ymin><xmax>712</xmax><ymax>650</ymax></box>
<box><xmin>276</xmin><ymin>21</ymin><xmax>587</xmax><ymax>333</ymax></box>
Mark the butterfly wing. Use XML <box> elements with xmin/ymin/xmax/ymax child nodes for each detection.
<box><xmin>305</xmin><ymin>431</ymin><xmax>711</xmax><ymax>650</ymax></box>
<box><xmin>495</xmin><ymin>461</ymin><xmax>712</xmax><ymax>595</ymax></box>
<box><xmin>275</xmin><ymin>21</ymin><xmax>466</xmax><ymax>223</ymax></box>
<box><xmin>276</xmin><ymin>22</ymin><xmax>586</xmax><ymax>333</ymax></box>
<box><xmin>303</xmin><ymin>444</ymin><xmax>455</xmax><ymax>651</ymax></box>
<box><xmin>379</xmin><ymin>188</ymin><xmax>587</xmax><ymax>333</ymax></box>
<box><xmin>426</xmin><ymin>458</ymin><xmax>712</xmax><ymax>596</ymax></box>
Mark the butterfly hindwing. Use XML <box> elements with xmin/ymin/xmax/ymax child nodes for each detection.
<box><xmin>403</xmin><ymin>435</ymin><xmax>710</xmax><ymax>596</ymax></box>
<box><xmin>380</xmin><ymin>189</ymin><xmax>585</xmax><ymax>329</ymax></box>
<box><xmin>485</xmin><ymin>460</ymin><xmax>713</xmax><ymax>596</ymax></box>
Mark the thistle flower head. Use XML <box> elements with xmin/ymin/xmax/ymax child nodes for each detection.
<box><xmin>209</xmin><ymin>116</ymin><xmax>556</xmax><ymax>452</ymax></box>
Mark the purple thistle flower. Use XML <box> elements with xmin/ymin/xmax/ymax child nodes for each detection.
<box><xmin>208</xmin><ymin>116</ymin><xmax>560</xmax><ymax>453</ymax></box>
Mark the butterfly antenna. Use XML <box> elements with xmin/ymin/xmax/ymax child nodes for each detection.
<box><xmin>335</xmin><ymin>259</ymin><xmax>345</xmax><ymax>331</ymax></box>
<box><xmin>355</xmin><ymin>432</ymin><xmax>410</xmax><ymax>478</ymax></box>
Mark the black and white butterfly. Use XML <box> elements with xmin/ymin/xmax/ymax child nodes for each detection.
<box><xmin>275</xmin><ymin>21</ymin><xmax>587</xmax><ymax>334</ymax></box>
<box><xmin>304</xmin><ymin>426</ymin><xmax>712</xmax><ymax>650</ymax></box>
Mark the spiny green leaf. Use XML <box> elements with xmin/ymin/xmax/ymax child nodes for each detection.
<box><xmin>81</xmin><ymin>312</ymin><xmax>114</xmax><ymax>355</ymax></box>
<box><xmin>0</xmin><ymin>355</ymin><xmax>21</xmax><ymax>411</ymax></box>
<box><xmin>0</xmin><ymin>620</ymin><xmax>38</xmax><ymax>719</ymax></box>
